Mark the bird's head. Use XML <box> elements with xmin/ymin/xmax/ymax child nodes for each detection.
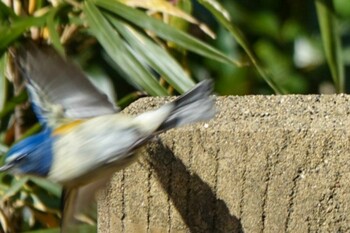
<box><xmin>0</xmin><ymin>129</ymin><xmax>54</xmax><ymax>177</ymax></box>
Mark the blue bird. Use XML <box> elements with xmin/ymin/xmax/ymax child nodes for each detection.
<box><xmin>0</xmin><ymin>42</ymin><xmax>215</xmax><ymax>231</ymax></box>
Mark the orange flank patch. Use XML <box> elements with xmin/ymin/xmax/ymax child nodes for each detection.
<box><xmin>53</xmin><ymin>120</ymin><xmax>85</xmax><ymax>135</ymax></box>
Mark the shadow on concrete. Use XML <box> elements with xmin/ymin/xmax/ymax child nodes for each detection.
<box><xmin>147</xmin><ymin>141</ymin><xmax>243</xmax><ymax>233</ymax></box>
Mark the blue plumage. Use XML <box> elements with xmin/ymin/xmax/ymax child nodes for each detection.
<box><xmin>5</xmin><ymin>128</ymin><xmax>54</xmax><ymax>176</ymax></box>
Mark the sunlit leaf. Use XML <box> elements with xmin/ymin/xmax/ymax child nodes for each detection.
<box><xmin>167</xmin><ymin>0</ymin><xmax>192</xmax><ymax>32</ymax></box>
<box><xmin>28</xmin><ymin>193</ymin><xmax>60</xmax><ymax>213</ymax></box>
<box><xmin>28</xmin><ymin>193</ymin><xmax>52</xmax><ymax>212</ymax></box>
<box><xmin>119</xmin><ymin>0</ymin><xmax>215</xmax><ymax>38</ymax></box>
<box><xmin>93</xmin><ymin>0</ymin><xmax>240</xmax><ymax>66</ymax></box>
<box><xmin>84</xmin><ymin>1</ymin><xmax>168</xmax><ymax>96</ymax></box>
<box><xmin>0</xmin><ymin>208</ymin><xmax>11</xmax><ymax>233</ymax></box>
<box><xmin>108</xmin><ymin>16</ymin><xmax>195</xmax><ymax>93</ymax></box>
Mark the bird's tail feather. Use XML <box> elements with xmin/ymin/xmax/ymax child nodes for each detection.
<box><xmin>157</xmin><ymin>80</ymin><xmax>215</xmax><ymax>132</ymax></box>
<box><xmin>132</xmin><ymin>80</ymin><xmax>215</xmax><ymax>135</ymax></box>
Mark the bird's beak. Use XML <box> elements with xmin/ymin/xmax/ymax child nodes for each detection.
<box><xmin>0</xmin><ymin>163</ymin><xmax>14</xmax><ymax>172</ymax></box>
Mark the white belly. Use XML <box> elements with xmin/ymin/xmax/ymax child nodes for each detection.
<box><xmin>48</xmin><ymin>114</ymin><xmax>142</xmax><ymax>185</ymax></box>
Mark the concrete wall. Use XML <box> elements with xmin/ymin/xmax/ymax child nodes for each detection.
<box><xmin>98</xmin><ymin>95</ymin><xmax>350</xmax><ymax>232</ymax></box>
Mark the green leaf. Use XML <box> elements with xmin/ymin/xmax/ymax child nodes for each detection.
<box><xmin>28</xmin><ymin>192</ymin><xmax>60</xmax><ymax>213</ymax></box>
<box><xmin>117</xmin><ymin>91</ymin><xmax>146</xmax><ymax>109</ymax></box>
<box><xmin>18</xmin><ymin>123</ymin><xmax>42</xmax><ymax>141</ymax></box>
<box><xmin>29</xmin><ymin>176</ymin><xmax>62</xmax><ymax>198</ymax></box>
<box><xmin>0</xmin><ymin>90</ymin><xmax>28</xmax><ymax>119</ymax></box>
<box><xmin>46</xmin><ymin>7</ymin><xmax>65</xmax><ymax>56</ymax></box>
<box><xmin>84</xmin><ymin>1</ymin><xmax>168</xmax><ymax>96</ymax></box>
<box><xmin>197</xmin><ymin>0</ymin><xmax>285</xmax><ymax>94</ymax></box>
<box><xmin>107</xmin><ymin>15</ymin><xmax>195</xmax><ymax>93</ymax></box>
<box><xmin>92</xmin><ymin>0</ymin><xmax>239</xmax><ymax>66</ymax></box>
<box><xmin>315</xmin><ymin>0</ymin><xmax>344</xmax><ymax>93</ymax></box>
<box><xmin>2</xmin><ymin>176</ymin><xmax>29</xmax><ymax>199</ymax></box>
<box><xmin>0</xmin><ymin>1</ymin><xmax>16</xmax><ymax>19</ymax></box>
<box><xmin>0</xmin><ymin>54</ymin><xmax>7</xmax><ymax>112</ymax></box>
<box><xmin>119</xmin><ymin>0</ymin><xmax>214</xmax><ymax>38</ymax></box>
<box><xmin>0</xmin><ymin>15</ymin><xmax>47</xmax><ymax>55</ymax></box>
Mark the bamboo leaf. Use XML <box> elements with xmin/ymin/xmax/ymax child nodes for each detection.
<box><xmin>84</xmin><ymin>1</ymin><xmax>168</xmax><ymax>96</ymax></box>
<box><xmin>0</xmin><ymin>90</ymin><xmax>27</xmax><ymax>119</ymax></box>
<box><xmin>46</xmin><ymin>7</ymin><xmax>65</xmax><ymax>56</ymax></box>
<box><xmin>2</xmin><ymin>177</ymin><xmax>29</xmax><ymax>199</ymax></box>
<box><xmin>0</xmin><ymin>16</ymin><xmax>47</xmax><ymax>54</ymax></box>
<box><xmin>28</xmin><ymin>193</ymin><xmax>58</xmax><ymax>213</ymax></box>
<box><xmin>28</xmin><ymin>177</ymin><xmax>62</xmax><ymax>198</ymax></box>
<box><xmin>0</xmin><ymin>54</ymin><xmax>7</xmax><ymax>112</ymax></box>
<box><xmin>315</xmin><ymin>0</ymin><xmax>344</xmax><ymax>93</ymax></box>
<box><xmin>107</xmin><ymin>15</ymin><xmax>195</xmax><ymax>93</ymax></box>
<box><xmin>119</xmin><ymin>0</ymin><xmax>215</xmax><ymax>38</ymax></box>
<box><xmin>0</xmin><ymin>1</ymin><xmax>16</xmax><ymax>19</ymax></box>
<box><xmin>92</xmin><ymin>0</ymin><xmax>240</xmax><ymax>66</ymax></box>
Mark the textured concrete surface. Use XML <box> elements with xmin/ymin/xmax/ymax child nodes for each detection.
<box><xmin>98</xmin><ymin>95</ymin><xmax>350</xmax><ymax>232</ymax></box>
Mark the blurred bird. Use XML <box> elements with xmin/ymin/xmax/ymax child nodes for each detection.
<box><xmin>0</xmin><ymin>42</ymin><xmax>215</xmax><ymax>231</ymax></box>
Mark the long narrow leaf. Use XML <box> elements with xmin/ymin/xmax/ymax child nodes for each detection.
<box><xmin>2</xmin><ymin>177</ymin><xmax>29</xmax><ymax>199</ymax></box>
<box><xmin>0</xmin><ymin>54</ymin><xmax>7</xmax><ymax>112</ymax></box>
<box><xmin>315</xmin><ymin>0</ymin><xmax>344</xmax><ymax>93</ymax></box>
<box><xmin>0</xmin><ymin>90</ymin><xmax>27</xmax><ymax>119</ymax></box>
<box><xmin>84</xmin><ymin>1</ymin><xmax>168</xmax><ymax>96</ymax></box>
<box><xmin>46</xmin><ymin>6</ymin><xmax>65</xmax><ymax>56</ymax></box>
<box><xmin>119</xmin><ymin>0</ymin><xmax>215</xmax><ymax>38</ymax></box>
<box><xmin>197</xmin><ymin>0</ymin><xmax>285</xmax><ymax>94</ymax></box>
<box><xmin>0</xmin><ymin>1</ymin><xmax>16</xmax><ymax>19</ymax></box>
<box><xmin>107</xmin><ymin>15</ymin><xmax>195</xmax><ymax>93</ymax></box>
<box><xmin>92</xmin><ymin>0</ymin><xmax>240</xmax><ymax>66</ymax></box>
<box><xmin>0</xmin><ymin>16</ymin><xmax>47</xmax><ymax>54</ymax></box>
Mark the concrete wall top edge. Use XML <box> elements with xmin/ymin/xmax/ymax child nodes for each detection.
<box><xmin>125</xmin><ymin>95</ymin><xmax>350</xmax><ymax>131</ymax></box>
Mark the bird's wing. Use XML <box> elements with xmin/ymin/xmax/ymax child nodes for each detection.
<box><xmin>14</xmin><ymin>41</ymin><xmax>118</xmax><ymax>127</ymax></box>
<box><xmin>60</xmin><ymin>187</ymin><xmax>78</xmax><ymax>232</ymax></box>
<box><xmin>61</xmin><ymin>178</ymin><xmax>111</xmax><ymax>232</ymax></box>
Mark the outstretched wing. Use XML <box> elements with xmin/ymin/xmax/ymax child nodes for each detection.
<box><xmin>14</xmin><ymin>41</ymin><xmax>118</xmax><ymax>126</ymax></box>
<box><xmin>61</xmin><ymin>178</ymin><xmax>111</xmax><ymax>232</ymax></box>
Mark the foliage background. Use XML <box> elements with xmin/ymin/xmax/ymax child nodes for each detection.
<box><xmin>0</xmin><ymin>0</ymin><xmax>349</xmax><ymax>232</ymax></box>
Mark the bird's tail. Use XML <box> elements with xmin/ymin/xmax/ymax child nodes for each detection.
<box><xmin>132</xmin><ymin>80</ymin><xmax>215</xmax><ymax>135</ymax></box>
<box><xmin>157</xmin><ymin>80</ymin><xmax>216</xmax><ymax>132</ymax></box>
